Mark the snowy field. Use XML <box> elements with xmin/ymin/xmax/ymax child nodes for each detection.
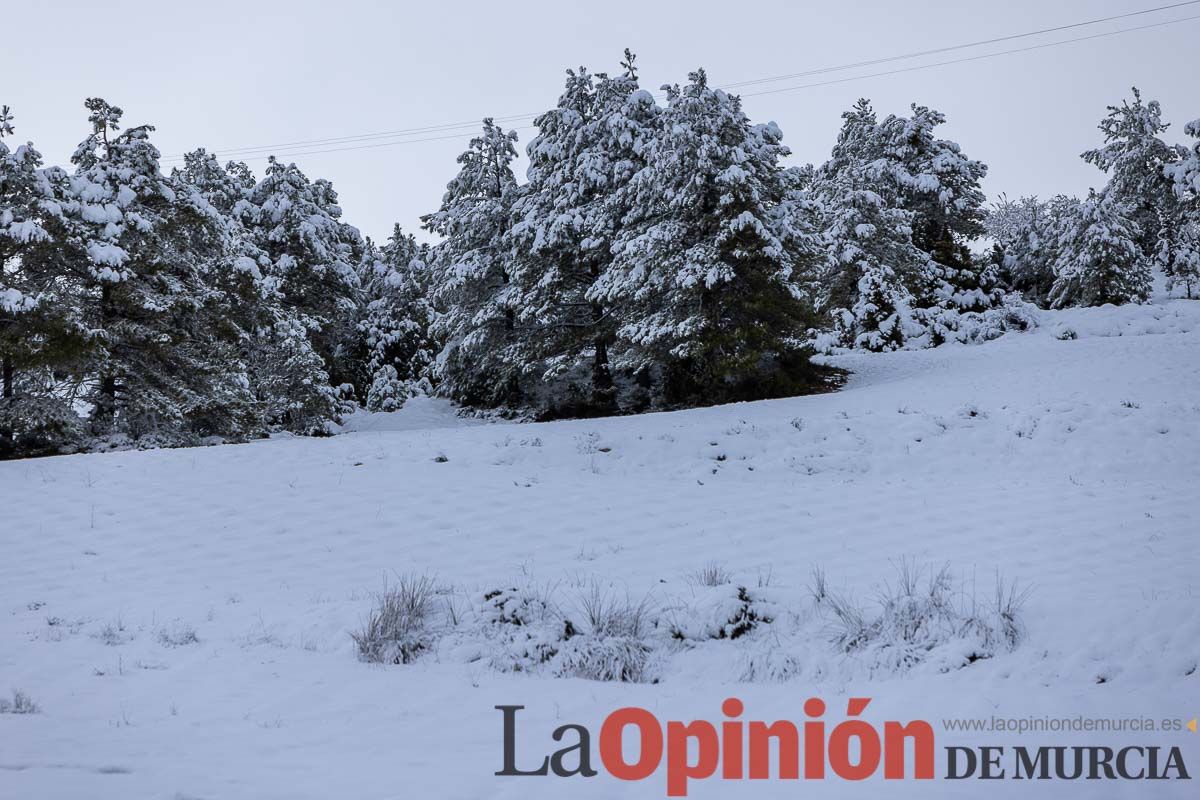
<box><xmin>2</xmin><ymin>296</ymin><xmax>1198</xmax><ymax>799</ymax></box>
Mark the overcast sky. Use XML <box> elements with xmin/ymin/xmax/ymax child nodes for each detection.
<box><xmin>8</xmin><ymin>0</ymin><xmax>1197</xmax><ymax>242</ymax></box>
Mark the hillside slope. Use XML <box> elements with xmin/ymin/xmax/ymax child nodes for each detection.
<box><xmin>2</xmin><ymin>298</ymin><xmax>1198</xmax><ymax>799</ymax></box>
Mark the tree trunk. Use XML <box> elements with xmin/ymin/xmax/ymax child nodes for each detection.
<box><xmin>590</xmin><ymin>303</ymin><xmax>615</xmax><ymax>413</ymax></box>
<box><xmin>92</xmin><ymin>284</ymin><xmax>117</xmax><ymax>434</ymax></box>
<box><xmin>0</xmin><ymin>356</ymin><xmax>11</xmax><ymax>449</ymax></box>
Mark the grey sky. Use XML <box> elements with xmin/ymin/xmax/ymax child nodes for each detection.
<box><xmin>8</xmin><ymin>1</ymin><xmax>1197</xmax><ymax>243</ymax></box>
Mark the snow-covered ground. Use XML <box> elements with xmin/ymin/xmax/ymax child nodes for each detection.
<box><xmin>2</xmin><ymin>298</ymin><xmax>1198</xmax><ymax>799</ymax></box>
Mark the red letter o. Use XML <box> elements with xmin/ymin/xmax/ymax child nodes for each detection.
<box><xmin>600</xmin><ymin>707</ymin><xmax>664</xmax><ymax>780</ymax></box>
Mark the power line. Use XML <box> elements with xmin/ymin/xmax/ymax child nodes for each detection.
<box><xmin>161</xmin><ymin>4</ymin><xmax>1198</xmax><ymax>165</ymax></box>
<box><xmin>164</xmin><ymin>111</ymin><xmax>541</xmax><ymax>162</ymax></box>
<box><xmin>162</xmin><ymin>0</ymin><xmax>1198</xmax><ymax>162</ymax></box>
<box><xmin>720</xmin><ymin>0</ymin><xmax>1200</xmax><ymax>90</ymax></box>
<box><xmin>739</xmin><ymin>13</ymin><xmax>1200</xmax><ymax>99</ymax></box>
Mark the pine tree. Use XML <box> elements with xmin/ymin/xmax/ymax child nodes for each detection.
<box><xmin>236</xmin><ymin>156</ymin><xmax>365</xmax><ymax>401</ymax></box>
<box><xmin>422</xmin><ymin>118</ymin><xmax>522</xmax><ymax>407</ymax></box>
<box><xmin>812</xmin><ymin>102</ymin><xmax>930</xmax><ymax>348</ymax></box>
<box><xmin>508</xmin><ymin>51</ymin><xmax>660</xmax><ymax>414</ymax></box>
<box><xmin>817</xmin><ymin>179</ymin><xmax>927</xmax><ymax>351</ymax></box>
<box><xmin>985</xmin><ymin>194</ymin><xmax>1066</xmax><ymax>305</ymax></box>
<box><xmin>505</xmin><ymin>66</ymin><xmax>602</xmax><ymax>412</ymax></box>
<box><xmin>871</xmin><ymin>104</ymin><xmax>999</xmax><ymax>317</ymax></box>
<box><xmin>1049</xmin><ymin>192</ymin><xmax>1150</xmax><ymax>308</ymax></box>
<box><xmin>813</xmin><ymin>100</ymin><xmax>1004</xmax><ymax>346</ymax></box>
<box><xmin>1</xmin><ymin>104</ymin><xmax>51</xmax><ymax>402</ymax></box>
<box><xmin>1082</xmin><ymin>88</ymin><xmax>1180</xmax><ymax>257</ymax></box>
<box><xmin>0</xmin><ymin>105</ymin><xmax>90</xmax><ymax>455</ymax></box>
<box><xmin>1157</xmin><ymin>209</ymin><xmax>1200</xmax><ymax>299</ymax></box>
<box><xmin>1164</xmin><ymin>118</ymin><xmax>1200</xmax><ymax>298</ymax></box>
<box><xmin>65</xmin><ymin>99</ymin><xmax>256</xmax><ymax>440</ymax></box>
<box><xmin>603</xmin><ymin>69</ymin><xmax>818</xmax><ymax>404</ymax></box>
<box><xmin>356</xmin><ymin>226</ymin><xmax>435</xmax><ymax>411</ymax></box>
<box><xmin>986</xmin><ymin>195</ymin><xmax>1037</xmax><ymax>289</ymax></box>
<box><xmin>1168</xmin><ymin>118</ymin><xmax>1200</xmax><ymax>202</ymax></box>
<box><xmin>819</xmin><ymin>99</ymin><xmax>878</xmax><ymax>177</ymax></box>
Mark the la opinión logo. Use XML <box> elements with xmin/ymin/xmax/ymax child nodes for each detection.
<box><xmin>498</xmin><ymin>697</ymin><xmax>933</xmax><ymax>796</ymax></box>
<box><xmin>495</xmin><ymin>698</ymin><xmax>1192</xmax><ymax>796</ymax></box>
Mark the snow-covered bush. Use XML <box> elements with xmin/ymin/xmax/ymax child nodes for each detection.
<box><xmin>552</xmin><ymin>635</ymin><xmax>654</xmax><ymax>683</ymax></box>
<box><xmin>574</xmin><ymin>584</ymin><xmax>654</xmax><ymax>639</ymax></box>
<box><xmin>156</xmin><ymin>621</ymin><xmax>200</xmax><ymax>648</ymax></box>
<box><xmin>351</xmin><ymin>575</ymin><xmax>436</xmax><ymax>664</ymax></box>
<box><xmin>0</xmin><ymin>395</ymin><xmax>82</xmax><ymax>459</ymax></box>
<box><xmin>738</xmin><ymin>649</ymin><xmax>806</xmax><ymax>683</ymax></box>
<box><xmin>473</xmin><ymin>586</ymin><xmax>576</xmax><ymax>673</ymax></box>
<box><xmin>0</xmin><ymin>689</ymin><xmax>39</xmax><ymax>714</ymax></box>
<box><xmin>351</xmin><ymin>563</ymin><xmax>1028</xmax><ymax>684</ymax></box>
<box><xmin>817</xmin><ymin>562</ymin><xmax>1028</xmax><ymax>674</ymax></box>
<box><xmin>689</xmin><ymin>561</ymin><xmax>732</xmax><ymax>587</ymax></box>
<box><xmin>812</xmin><ymin>295</ymin><xmax>1040</xmax><ymax>354</ymax></box>
<box><xmin>668</xmin><ymin>585</ymin><xmax>775</xmax><ymax>642</ymax></box>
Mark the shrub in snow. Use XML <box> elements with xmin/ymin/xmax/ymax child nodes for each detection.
<box><xmin>574</xmin><ymin>584</ymin><xmax>653</xmax><ymax>639</ymax></box>
<box><xmin>669</xmin><ymin>585</ymin><xmax>775</xmax><ymax>642</ymax></box>
<box><xmin>441</xmin><ymin>583</ymin><xmax>662</xmax><ymax>681</ymax></box>
<box><xmin>552</xmin><ymin>635</ymin><xmax>654</xmax><ymax>683</ymax></box>
<box><xmin>690</xmin><ymin>561</ymin><xmax>732</xmax><ymax>588</ymax></box>
<box><xmin>739</xmin><ymin>649</ymin><xmax>806</xmax><ymax>683</ymax></box>
<box><xmin>480</xmin><ymin>586</ymin><xmax>558</xmax><ymax>628</ymax></box>
<box><xmin>475</xmin><ymin>586</ymin><xmax>576</xmax><ymax>673</ymax></box>
<box><xmin>0</xmin><ymin>689</ymin><xmax>39</xmax><ymax>714</ymax></box>
<box><xmin>928</xmin><ymin>295</ymin><xmax>1040</xmax><ymax>346</ymax></box>
<box><xmin>95</xmin><ymin>617</ymin><xmax>132</xmax><ymax>646</ymax></box>
<box><xmin>156</xmin><ymin>622</ymin><xmax>199</xmax><ymax>648</ymax></box>
<box><xmin>0</xmin><ymin>395</ymin><xmax>82</xmax><ymax>459</ymax></box>
<box><xmin>818</xmin><ymin>562</ymin><xmax>1028</xmax><ymax>674</ymax></box>
<box><xmin>456</xmin><ymin>584</ymin><xmax>661</xmax><ymax>682</ymax></box>
<box><xmin>351</xmin><ymin>575</ymin><xmax>436</xmax><ymax>665</ymax></box>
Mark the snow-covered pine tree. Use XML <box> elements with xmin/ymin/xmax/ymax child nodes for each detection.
<box><xmin>355</xmin><ymin>226</ymin><xmax>435</xmax><ymax>411</ymax></box>
<box><xmin>175</xmin><ymin>150</ymin><xmax>346</xmax><ymax>433</ymax></box>
<box><xmin>173</xmin><ymin>150</ymin><xmax>270</xmax><ymax>433</ymax></box>
<box><xmin>505</xmin><ymin>66</ymin><xmax>601</xmax><ymax>412</ymax></box>
<box><xmin>1082</xmin><ymin>88</ymin><xmax>1180</xmax><ymax>258</ymax></box>
<box><xmin>602</xmin><ymin>69</ymin><xmax>818</xmax><ymax>405</ymax></box>
<box><xmin>819</xmin><ymin>98</ymin><xmax>879</xmax><ymax>178</ymax></box>
<box><xmin>422</xmin><ymin>118</ymin><xmax>522</xmax><ymax>407</ymax></box>
<box><xmin>576</xmin><ymin>51</ymin><xmax>662</xmax><ymax>412</ymax></box>
<box><xmin>1157</xmin><ymin>208</ymin><xmax>1200</xmax><ymax>299</ymax></box>
<box><xmin>1164</xmin><ymin>118</ymin><xmax>1200</xmax><ymax>298</ymax></box>
<box><xmin>1049</xmin><ymin>191</ymin><xmax>1151</xmax><ymax>308</ymax></box>
<box><xmin>871</xmin><ymin>104</ymin><xmax>1001</xmax><ymax>321</ymax></box>
<box><xmin>1</xmin><ymin>103</ymin><xmax>52</xmax><ymax>402</ymax></box>
<box><xmin>66</xmin><ymin>99</ymin><xmax>256</xmax><ymax>440</ymax></box>
<box><xmin>1168</xmin><ymin>118</ymin><xmax>1200</xmax><ymax>202</ymax></box>
<box><xmin>772</xmin><ymin>165</ymin><xmax>825</xmax><ymax>304</ymax></box>
<box><xmin>815</xmin><ymin>173</ymin><xmax>927</xmax><ymax>351</ymax></box>
<box><xmin>235</xmin><ymin>156</ymin><xmax>365</xmax><ymax>404</ymax></box>
<box><xmin>814</xmin><ymin>99</ymin><xmax>1024</xmax><ymax>346</ymax></box>
<box><xmin>810</xmin><ymin>101</ymin><xmax>930</xmax><ymax>349</ymax></box>
<box><xmin>0</xmin><ymin>105</ymin><xmax>90</xmax><ymax>455</ymax></box>
<box><xmin>983</xmin><ymin>194</ymin><xmax>1082</xmax><ymax>307</ymax></box>
<box><xmin>509</xmin><ymin>51</ymin><xmax>661</xmax><ymax>414</ymax></box>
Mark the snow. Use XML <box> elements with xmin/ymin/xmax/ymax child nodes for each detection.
<box><xmin>86</xmin><ymin>241</ymin><xmax>129</xmax><ymax>268</ymax></box>
<box><xmin>0</xmin><ymin>287</ymin><xmax>37</xmax><ymax>314</ymax></box>
<box><xmin>2</xmin><ymin>298</ymin><xmax>1198</xmax><ymax>798</ymax></box>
